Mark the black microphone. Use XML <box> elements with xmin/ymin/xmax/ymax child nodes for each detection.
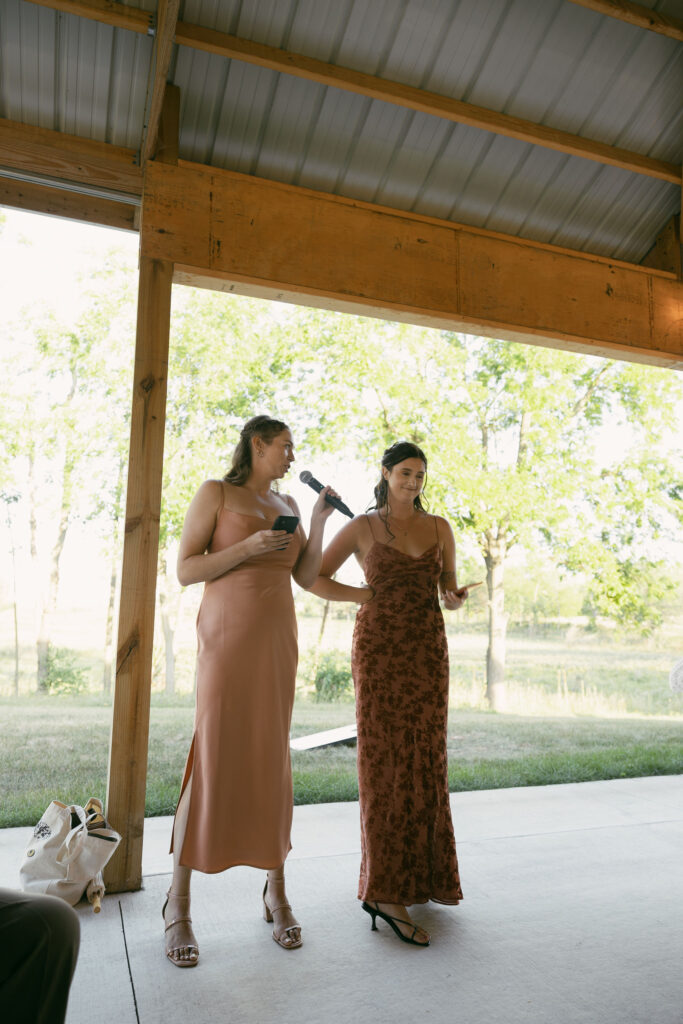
<box><xmin>299</xmin><ymin>470</ymin><xmax>354</xmax><ymax>519</ymax></box>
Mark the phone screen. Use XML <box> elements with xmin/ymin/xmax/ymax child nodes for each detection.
<box><xmin>272</xmin><ymin>515</ymin><xmax>299</xmax><ymax>533</ymax></box>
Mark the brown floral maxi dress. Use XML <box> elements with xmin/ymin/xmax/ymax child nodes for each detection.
<box><xmin>351</xmin><ymin>520</ymin><xmax>463</xmax><ymax>905</ymax></box>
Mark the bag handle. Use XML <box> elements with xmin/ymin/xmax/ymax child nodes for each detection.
<box><xmin>56</xmin><ymin>805</ymin><xmax>89</xmax><ymax>866</ymax></box>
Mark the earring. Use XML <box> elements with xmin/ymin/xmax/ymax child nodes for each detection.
<box><xmin>258</xmin><ymin>450</ymin><xmax>264</xmax><ymax>458</ymax></box>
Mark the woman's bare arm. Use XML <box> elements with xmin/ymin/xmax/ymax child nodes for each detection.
<box><xmin>291</xmin><ymin>489</ymin><xmax>336</xmax><ymax>589</ymax></box>
<box><xmin>307</xmin><ymin>519</ymin><xmax>374</xmax><ymax>603</ymax></box>
<box><xmin>437</xmin><ymin>516</ymin><xmax>467</xmax><ymax>611</ymax></box>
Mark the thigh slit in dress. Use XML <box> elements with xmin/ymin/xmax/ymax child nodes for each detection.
<box><xmin>171</xmin><ymin>507</ymin><xmax>301</xmax><ymax>873</ymax></box>
<box><xmin>352</xmin><ymin>531</ymin><xmax>463</xmax><ymax>905</ymax></box>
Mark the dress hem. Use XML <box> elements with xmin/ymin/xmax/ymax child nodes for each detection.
<box><xmin>178</xmin><ymin>846</ymin><xmax>293</xmax><ymax>875</ymax></box>
<box><xmin>358</xmin><ymin>892</ymin><xmax>462</xmax><ymax>906</ymax></box>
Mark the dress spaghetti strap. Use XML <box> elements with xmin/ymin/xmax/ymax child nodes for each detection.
<box><xmin>365</xmin><ymin>513</ymin><xmax>378</xmax><ymax>543</ymax></box>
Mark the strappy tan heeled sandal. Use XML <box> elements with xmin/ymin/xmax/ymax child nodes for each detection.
<box><xmin>262</xmin><ymin>880</ymin><xmax>303</xmax><ymax>950</ymax></box>
<box><xmin>162</xmin><ymin>890</ymin><xmax>199</xmax><ymax>967</ymax></box>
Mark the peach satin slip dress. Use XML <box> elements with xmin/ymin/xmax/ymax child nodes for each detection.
<box><xmin>171</xmin><ymin>503</ymin><xmax>301</xmax><ymax>873</ymax></box>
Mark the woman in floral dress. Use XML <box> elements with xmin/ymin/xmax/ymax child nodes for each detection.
<box><xmin>312</xmin><ymin>442</ymin><xmax>474</xmax><ymax>946</ymax></box>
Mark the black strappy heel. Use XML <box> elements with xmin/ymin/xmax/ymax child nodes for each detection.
<box><xmin>361</xmin><ymin>901</ymin><xmax>430</xmax><ymax>946</ymax></box>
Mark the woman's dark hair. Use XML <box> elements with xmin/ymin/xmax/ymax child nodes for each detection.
<box><xmin>372</xmin><ymin>441</ymin><xmax>428</xmax><ymax>515</ymax></box>
<box><xmin>223</xmin><ymin>415</ymin><xmax>289</xmax><ymax>486</ymax></box>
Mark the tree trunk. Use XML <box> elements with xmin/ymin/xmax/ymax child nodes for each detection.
<box><xmin>103</xmin><ymin>460</ymin><xmax>126</xmax><ymax>695</ymax></box>
<box><xmin>27</xmin><ymin>448</ymin><xmax>47</xmax><ymax>690</ymax></box>
<box><xmin>37</xmin><ymin>504</ymin><xmax>70</xmax><ymax>690</ymax></box>
<box><xmin>161</xmin><ymin>593</ymin><xmax>175</xmax><ymax>696</ymax></box>
<box><xmin>484</xmin><ymin>531</ymin><xmax>508</xmax><ymax>710</ymax></box>
<box><xmin>310</xmin><ymin>598</ymin><xmax>331</xmax><ymax>686</ymax></box>
<box><xmin>158</xmin><ymin>564</ymin><xmax>177</xmax><ymax>696</ymax></box>
<box><xmin>4</xmin><ymin>501</ymin><xmax>20</xmax><ymax>695</ymax></box>
<box><xmin>102</xmin><ymin>556</ymin><xmax>118</xmax><ymax>695</ymax></box>
<box><xmin>34</xmin><ymin>358</ymin><xmax>75</xmax><ymax>690</ymax></box>
<box><xmin>317</xmin><ymin>599</ymin><xmax>330</xmax><ymax>649</ymax></box>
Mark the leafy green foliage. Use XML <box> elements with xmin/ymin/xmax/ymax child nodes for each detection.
<box><xmin>1</xmin><ymin>233</ymin><xmax>681</xmax><ymax>699</ymax></box>
<box><xmin>312</xmin><ymin>649</ymin><xmax>353</xmax><ymax>702</ymax></box>
<box><xmin>44</xmin><ymin>648</ymin><xmax>89</xmax><ymax>695</ymax></box>
<box><xmin>581</xmin><ymin>558</ymin><xmax>676</xmax><ymax>636</ymax></box>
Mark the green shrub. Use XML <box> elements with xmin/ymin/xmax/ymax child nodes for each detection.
<box><xmin>313</xmin><ymin>650</ymin><xmax>353</xmax><ymax>702</ymax></box>
<box><xmin>45</xmin><ymin>648</ymin><xmax>89</xmax><ymax>696</ymax></box>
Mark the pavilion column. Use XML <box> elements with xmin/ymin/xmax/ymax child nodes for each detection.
<box><xmin>104</xmin><ymin>253</ymin><xmax>172</xmax><ymax>892</ymax></box>
<box><xmin>105</xmin><ymin>84</ymin><xmax>179</xmax><ymax>892</ymax></box>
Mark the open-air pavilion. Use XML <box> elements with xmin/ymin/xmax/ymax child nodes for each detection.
<box><xmin>0</xmin><ymin>0</ymin><xmax>682</xmax><ymax>1020</ymax></box>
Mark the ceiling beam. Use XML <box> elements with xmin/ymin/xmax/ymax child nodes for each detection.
<box><xmin>22</xmin><ymin>0</ymin><xmax>681</xmax><ymax>185</ymax></box>
<box><xmin>566</xmin><ymin>0</ymin><xmax>683</xmax><ymax>42</ymax></box>
<box><xmin>0</xmin><ymin>175</ymin><xmax>137</xmax><ymax>230</ymax></box>
<box><xmin>175</xmin><ymin>24</ymin><xmax>680</xmax><ymax>184</ymax></box>
<box><xmin>26</xmin><ymin>0</ymin><xmax>151</xmax><ymax>33</ymax></box>
<box><xmin>140</xmin><ymin>0</ymin><xmax>180</xmax><ymax>164</ymax></box>
<box><xmin>0</xmin><ymin>118</ymin><xmax>142</xmax><ymax>196</ymax></box>
<box><xmin>142</xmin><ymin>160</ymin><xmax>683</xmax><ymax>370</ymax></box>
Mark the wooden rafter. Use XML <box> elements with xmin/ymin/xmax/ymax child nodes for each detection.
<box><xmin>174</xmin><ymin>24</ymin><xmax>680</xmax><ymax>184</ymax></box>
<box><xmin>27</xmin><ymin>0</ymin><xmax>152</xmax><ymax>31</ymax></box>
<box><xmin>22</xmin><ymin>0</ymin><xmax>681</xmax><ymax>185</ymax></box>
<box><xmin>566</xmin><ymin>0</ymin><xmax>683</xmax><ymax>42</ymax></box>
<box><xmin>0</xmin><ymin>175</ymin><xmax>136</xmax><ymax>230</ymax></box>
<box><xmin>0</xmin><ymin>118</ymin><xmax>142</xmax><ymax>196</ymax></box>
<box><xmin>140</xmin><ymin>0</ymin><xmax>180</xmax><ymax>164</ymax></box>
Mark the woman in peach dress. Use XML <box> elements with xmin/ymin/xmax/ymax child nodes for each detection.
<box><xmin>313</xmin><ymin>442</ymin><xmax>474</xmax><ymax>947</ymax></box>
<box><xmin>163</xmin><ymin>415</ymin><xmax>335</xmax><ymax>966</ymax></box>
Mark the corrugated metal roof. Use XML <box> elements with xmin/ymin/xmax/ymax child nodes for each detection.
<box><xmin>0</xmin><ymin>0</ymin><xmax>681</xmax><ymax>263</ymax></box>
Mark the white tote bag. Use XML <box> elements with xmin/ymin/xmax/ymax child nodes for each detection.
<box><xmin>20</xmin><ymin>800</ymin><xmax>121</xmax><ymax>906</ymax></box>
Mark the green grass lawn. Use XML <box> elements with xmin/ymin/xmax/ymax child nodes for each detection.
<box><xmin>1</xmin><ymin>693</ymin><xmax>681</xmax><ymax>828</ymax></box>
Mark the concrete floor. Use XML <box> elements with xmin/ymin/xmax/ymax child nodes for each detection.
<box><xmin>1</xmin><ymin>776</ymin><xmax>682</xmax><ymax>1024</ymax></box>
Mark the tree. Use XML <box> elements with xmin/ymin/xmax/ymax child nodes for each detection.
<box><xmin>283</xmin><ymin>315</ymin><xmax>682</xmax><ymax>709</ymax></box>
<box><xmin>0</xmin><ymin>247</ymin><xmax>136</xmax><ymax>690</ymax></box>
<box><xmin>1</xmin><ymin>491</ymin><xmax>21</xmax><ymax>694</ymax></box>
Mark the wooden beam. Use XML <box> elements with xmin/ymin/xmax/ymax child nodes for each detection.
<box><xmin>155</xmin><ymin>83</ymin><xmax>180</xmax><ymax>165</ymax></box>
<box><xmin>0</xmin><ymin>175</ymin><xmax>137</xmax><ymax>229</ymax></box>
<box><xmin>25</xmin><ymin>0</ymin><xmax>151</xmax><ymax>32</ymax></box>
<box><xmin>105</xmin><ymin>85</ymin><xmax>178</xmax><ymax>893</ymax></box>
<box><xmin>169</xmin><ymin>23</ymin><xmax>680</xmax><ymax>186</ymax></box>
<box><xmin>104</xmin><ymin>254</ymin><xmax>172</xmax><ymax>892</ymax></box>
<box><xmin>0</xmin><ymin>119</ymin><xmax>142</xmax><ymax>197</ymax></box>
<box><xmin>144</xmin><ymin>160</ymin><xmax>682</xmax><ymax>369</ymax></box>
<box><xmin>140</xmin><ymin>0</ymin><xmax>180</xmax><ymax>164</ymax></box>
<box><xmin>22</xmin><ymin>0</ymin><xmax>681</xmax><ymax>184</ymax></box>
<box><xmin>641</xmin><ymin>215</ymin><xmax>682</xmax><ymax>278</ymax></box>
<box><xmin>566</xmin><ymin>0</ymin><xmax>683</xmax><ymax>42</ymax></box>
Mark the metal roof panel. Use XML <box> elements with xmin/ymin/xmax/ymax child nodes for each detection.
<box><xmin>0</xmin><ymin>0</ymin><xmax>680</xmax><ymax>264</ymax></box>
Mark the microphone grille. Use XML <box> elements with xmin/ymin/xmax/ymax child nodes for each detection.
<box><xmin>299</xmin><ymin>470</ymin><xmax>312</xmax><ymax>483</ymax></box>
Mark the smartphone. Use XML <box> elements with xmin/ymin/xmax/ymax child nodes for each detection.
<box><xmin>272</xmin><ymin>515</ymin><xmax>299</xmax><ymax>533</ymax></box>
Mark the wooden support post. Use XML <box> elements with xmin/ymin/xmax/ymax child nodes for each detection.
<box><xmin>105</xmin><ymin>85</ymin><xmax>178</xmax><ymax>893</ymax></box>
<box><xmin>104</xmin><ymin>254</ymin><xmax>172</xmax><ymax>892</ymax></box>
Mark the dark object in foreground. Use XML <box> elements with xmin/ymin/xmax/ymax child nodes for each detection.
<box><xmin>0</xmin><ymin>888</ymin><xmax>80</xmax><ymax>1023</ymax></box>
<box><xmin>299</xmin><ymin>471</ymin><xmax>355</xmax><ymax>518</ymax></box>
